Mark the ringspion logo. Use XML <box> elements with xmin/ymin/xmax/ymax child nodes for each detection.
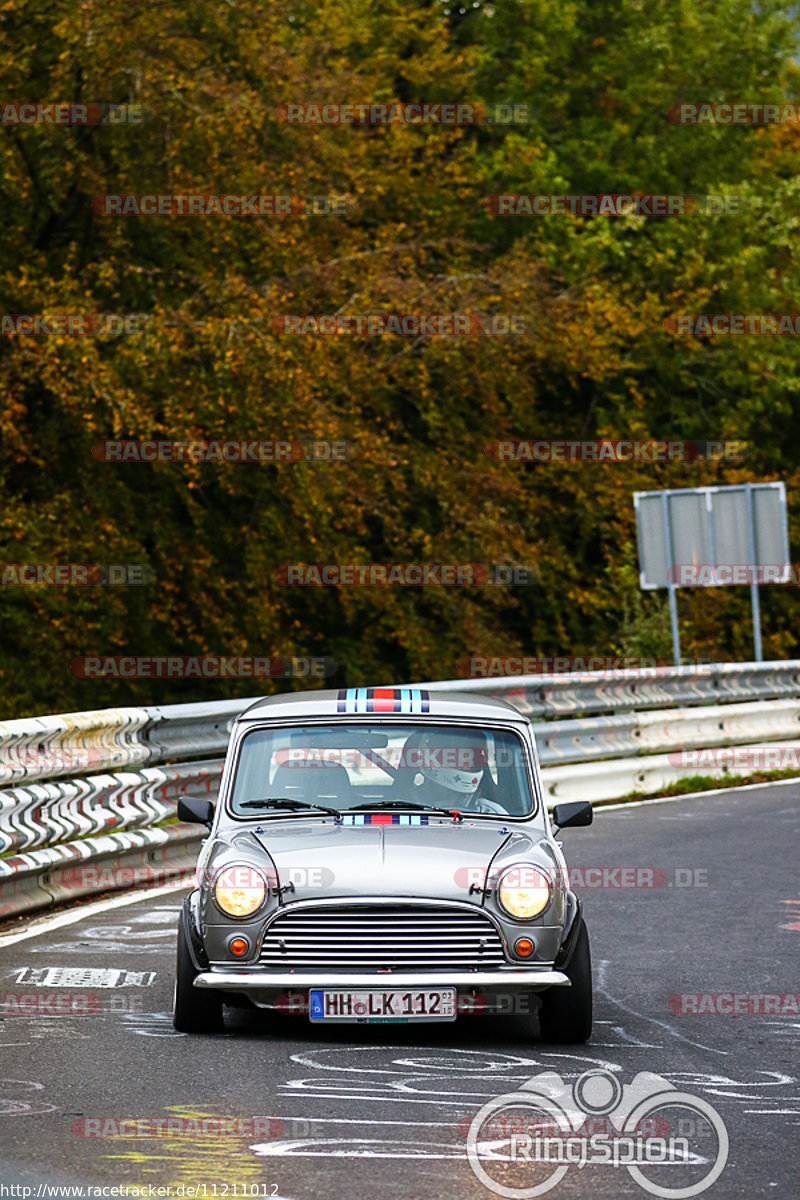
<box><xmin>466</xmin><ymin>1068</ymin><xmax>728</xmax><ymax>1197</ymax></box>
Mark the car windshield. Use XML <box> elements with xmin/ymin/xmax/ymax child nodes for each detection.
<box><xmin>229</xmin><ymin>723</ymin><xmax>535</xmax><ymax>818</ymax></box>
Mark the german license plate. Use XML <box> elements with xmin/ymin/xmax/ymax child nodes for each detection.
<box><xmin>309</xmin><ymin>988</ymin><xmax>457</xmax><ymax>1023</ymax></box>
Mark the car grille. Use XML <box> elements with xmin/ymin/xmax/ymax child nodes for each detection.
<box><xmin>258</xmin><ymin>903</ymin><xmax>507</xmax><ymax>970</ymax></box>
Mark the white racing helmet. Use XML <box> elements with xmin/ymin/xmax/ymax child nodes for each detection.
<box><xmin>416</xmin><ymin>729</ymin><xmax>488</xmax><ymax>795</ymax></box>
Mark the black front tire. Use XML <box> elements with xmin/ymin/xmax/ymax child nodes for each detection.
<box><xmin>538</xmin><ymin>917</ymin><xmax>592</xmax><ymax>1044</ymax></box>
<box><xmin>173</xmin><ymin>914</ymin><xmax>224</xmax><ymax>1033</ymax></box>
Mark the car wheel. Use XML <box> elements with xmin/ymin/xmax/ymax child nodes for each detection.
<box><xmin>173</xmin><ymin>914</ymin><xmax>225</xmax><ymax>1033</ymax></box>
<box><xmin>537</xmin><ymin>917</ymin><xmax>592</xmax><ymax>1044</ymax></box>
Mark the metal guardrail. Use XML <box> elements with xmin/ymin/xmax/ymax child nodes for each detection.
<box><xmin>2</xmin><ymin>661</ymin><xmax>800</xmax><ymax>918</ymax></box>
<box><xmin>425</xmin><ymin>660</ymin><xmax>800</xmax><ymax>717</ymax></box>
<box><xmin>534</xmin><ymin>698</ymin><xmax>800</xmax><ymax>765</ymax></box>
<box><xmin>541</xmin><ymin>739</ymin><xmax>800</xmax><ymax>804</ymax></box>
<box><xmin>141</xmin><ymin>700</ymin><xmax>246</xmax><ymax>761</ymax></box>
<box><xmin>0</xmin><ymin>708</ymin><xmax>150</xmax><ymax>786</ymax></box>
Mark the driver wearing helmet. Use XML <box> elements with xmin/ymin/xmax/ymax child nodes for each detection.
<box><xmin>401</xmin><ymin>728</ymin><xmax>508</xmax><ymax>815</ymax></box>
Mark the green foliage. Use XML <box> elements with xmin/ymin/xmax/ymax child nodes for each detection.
<box><xmin>1</xmin><ymin>0</ymin><xmax>800</xmax><ymax>716</ymax></box>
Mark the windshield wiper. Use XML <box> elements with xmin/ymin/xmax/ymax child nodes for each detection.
<box><xmin>238</xmin><ymin>797</ymin><xmax>341</xmax><ymax>817</ymax></box>
<box><xmin>344</xmin><ymin>800</ymin><xmax>462</xmax><ymax>821</ymax></box>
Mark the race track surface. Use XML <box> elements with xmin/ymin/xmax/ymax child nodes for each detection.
<box><xmin>0</xmin><ymin>783</ymin><xmax>797</xmax><ymax>1199</ymax></box>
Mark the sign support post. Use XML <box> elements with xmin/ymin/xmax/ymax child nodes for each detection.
<box><xmin>661</xmin><ymin>491</ymin><xmax>681</xmax><ymax>665</ymax></box>
<box><xmin>744</xmin><ymin>483</ymin><xmax>763</xmax><ymax>662</ymax></box>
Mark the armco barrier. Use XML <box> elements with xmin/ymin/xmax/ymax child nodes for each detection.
<box><xmin>141</xmin><ymin>700</ymin><xmax>244</xmax><ymax>761</ymax></box>
<box><xmin>541</xmin><ymin>738</ymin><xmax>800</xmax><ymax>804</ymax></box>
<box><xmin>2</xmin><ymin>661</ymin><xmax>800</xmax><ymax>919</ymax></box>
<box><xmin>533</xmin><ymin>698</ymin><xmax>800</xmax><ymax>765</ymax></box>
<box><xmin>0</xmin><ymin>824</ymin><xmax>204</xmax><ymax>918</ymax></box>
<box><xmin>0</xmin><ymin>760</ymin><xmax>223</xmax><ymax>856</ymax></box>
<box><xmin>426</xmin><ymin>660</ymin><xmax>800</xmax><ymax>717</ymax></box>
<box><xmin>0</xmin><ymin>708</ymin><xmax>150</xmax><ymax>786</ymax></box>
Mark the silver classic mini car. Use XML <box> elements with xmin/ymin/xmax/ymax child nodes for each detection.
<box><xmin>174</xmin><ymin>686</ymin><xmax>593</xmax><ymax>1041</ymax></box>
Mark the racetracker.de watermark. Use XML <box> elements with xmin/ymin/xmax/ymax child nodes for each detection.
<box><xmin>668</xmin><ymin>746</ymin><xmax>800</xmax><ymax>771</ymax></box>
<box><xmin>274</xmin><ymin>564</ymin><xmax>536</xmax><ymax>586</ymax></box>
<box><xmin>71</xmin><ymin>1116</ymin><xmax>324</xmax><ymax>1138</ymax></box>
<box><xmin>667</xmin><ymin>101</ymin><xmax>800</xmax><ymax>124</ymax></box>
<box><xmin>1</xmin><ymin>313</ymin><xmax>150</xmax><ymax>336</ymax></box>
<box><xmin>1</xmin><ymin>992</ymin><xmax>144</xmax><ymax>1015</ymax></box>
<box><xmin>457</xmin><ymin>655</ymin><xmax>673</xmax><ymax>676</ymax></box>
<box><xmin>668</xmin><ymin>564</ymin><xmax>794</xmax><ymax>585</ymax></box>
<box><xmin>70</xmin><ymin>655</ymin><xmax>336</xmax><ymax>679</ymax></box>
<box><xmin>270</xmin><ymin>313</ymin><xmax>526</xmax><ymax>335</ymax></box>
<box><xmin>666</xmin><ymin>313</ymin><xmax>800</xmax><ymax>335</ymax></box>
<box><xmin>1</xmin><ymin>564</ymin><xmax>153</xmax><ymax>586</ymax></box>
<box><xmin>453</xmin><ymin>865</ymin><xmax>707</xmax><ymax>889</ymax></box>
<box><xmin>485</xmin><ymin>439</ymin><xmax>749</xmax><ymax>462</ymax></box>
<box><xmin>92</xmin><ymin>194</ymin><xmax>352</xmax><ymax>216</ymax></box>
<box><xmin>273</xmin><ymin>101</ymin><xmax>531</xmax><ymax>124</ymax></box>
<box><xmin>484</xmin><ymin>193</ymin><xmax>748</xmax><ymax>215</ymax></box>
<box><xmin>92</xmin><ymin>439</ymin><xmax>356</xmax><ymax>463</ymax></box>
<box><xmin>46</xmin><ymin>865</ymin><xmax>197</xmax><ymax>891</ymax></box>
<box><xmin>668</xmin><ymin>993</ymin><xmax>800</xmax><ymax>1014</ymax></box>
<box><xmin>1</xmin><ymin>102</ymin><xmax>144</xmax><ymax>125</ymax></box>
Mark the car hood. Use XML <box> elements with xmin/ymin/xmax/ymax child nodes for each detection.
<box><xmin>251</xmin><ymin>819</ymin><xmax>515</xmax><ymax>902</ymax></box>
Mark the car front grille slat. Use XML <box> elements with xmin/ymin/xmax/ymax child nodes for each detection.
<box><xmin>258</xmin><ymin>904</ymin><xmax>507</xmax><ymax>970</ymax></box>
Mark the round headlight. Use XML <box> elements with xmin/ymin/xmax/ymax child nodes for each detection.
<box><xmin>214</xmin><ymin>863</ymin><xmax>268</xmax><ymax>918</ymax></box>
<box><xmin>497</xmin><ymin>864</ymin><xmax>552</xmax><ymax>920</ymax></box>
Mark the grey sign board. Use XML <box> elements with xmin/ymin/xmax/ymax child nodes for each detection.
<box><xmin>634</xmin><ymin>482</ymin><xmax>789</xmax><ymax>589</ymax></box>
<box><xmin>633</xmin><ymin>482</ymin><xmax>790</xmax><ymax>663</ymax></box>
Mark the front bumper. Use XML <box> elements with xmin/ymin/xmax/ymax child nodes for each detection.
<box><xmin>194</xmin><ymin>968</ymin><xmax>570</xmax><ymax>991</ymax></box>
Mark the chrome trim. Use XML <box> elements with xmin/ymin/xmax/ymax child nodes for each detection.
<box><xmin>195</xmin><ymin>969</ymin><xmax>571</xmax><ymax>990</ymax></box>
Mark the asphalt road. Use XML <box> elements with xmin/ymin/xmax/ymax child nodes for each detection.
<box><xmin>0</xmin><ymin>782</ymin><xmax>797</xmax><ymax>1200</ymax></box>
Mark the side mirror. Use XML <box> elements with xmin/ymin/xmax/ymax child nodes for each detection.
<box><xmin>552</xmin><ymin>800</ymin><xmax>593</xmax><ymax>829</ymax></box>
<box><xmin>178</xmin><ymin>795</ymin><xmax>215</xmax><ymax>828</ymax></box>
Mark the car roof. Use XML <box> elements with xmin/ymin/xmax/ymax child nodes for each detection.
<box><xmin>236</xmin><ymin>686</ymin><xmax>527</xmax><ymax>725</ymax></box>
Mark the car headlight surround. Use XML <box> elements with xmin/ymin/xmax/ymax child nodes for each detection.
<box><xmin>213</xmin><ymin>862</ymin><xmax>268</xmax><ymax>918</ymax></box>
<box><xmin>496</xmin><ymin>863</ymin><xmax>552</xmax><ymax>920</ymax></box>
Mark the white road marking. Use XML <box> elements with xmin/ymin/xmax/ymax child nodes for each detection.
<box><xmin>257</xmin><ymin>1114</ymin><xmax>459</xmax><ymax>1127</ymax></box>
<box><xmin>594</xmin><ymin>959</ymin><xmax>726</xmax><ymax>1055</ymax></box>
<box><xmin>9</xmin><ymin>967</ymin><xmax>156</xmax><ymax>987</ymax></box>
<box><xmin>0</xmin><ymin>884</ymin><xmax>187</xmax><ymax>949</ymax></box>
<box><xmin>252</xmin><ymin>1138</ymin><xmax>465</xmax><ymax>1159</ymax></box>
<box><xmin>289</xmin><ymin>1046</ymin><xmax>542</xmax><ymax>1074</ymax></box>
